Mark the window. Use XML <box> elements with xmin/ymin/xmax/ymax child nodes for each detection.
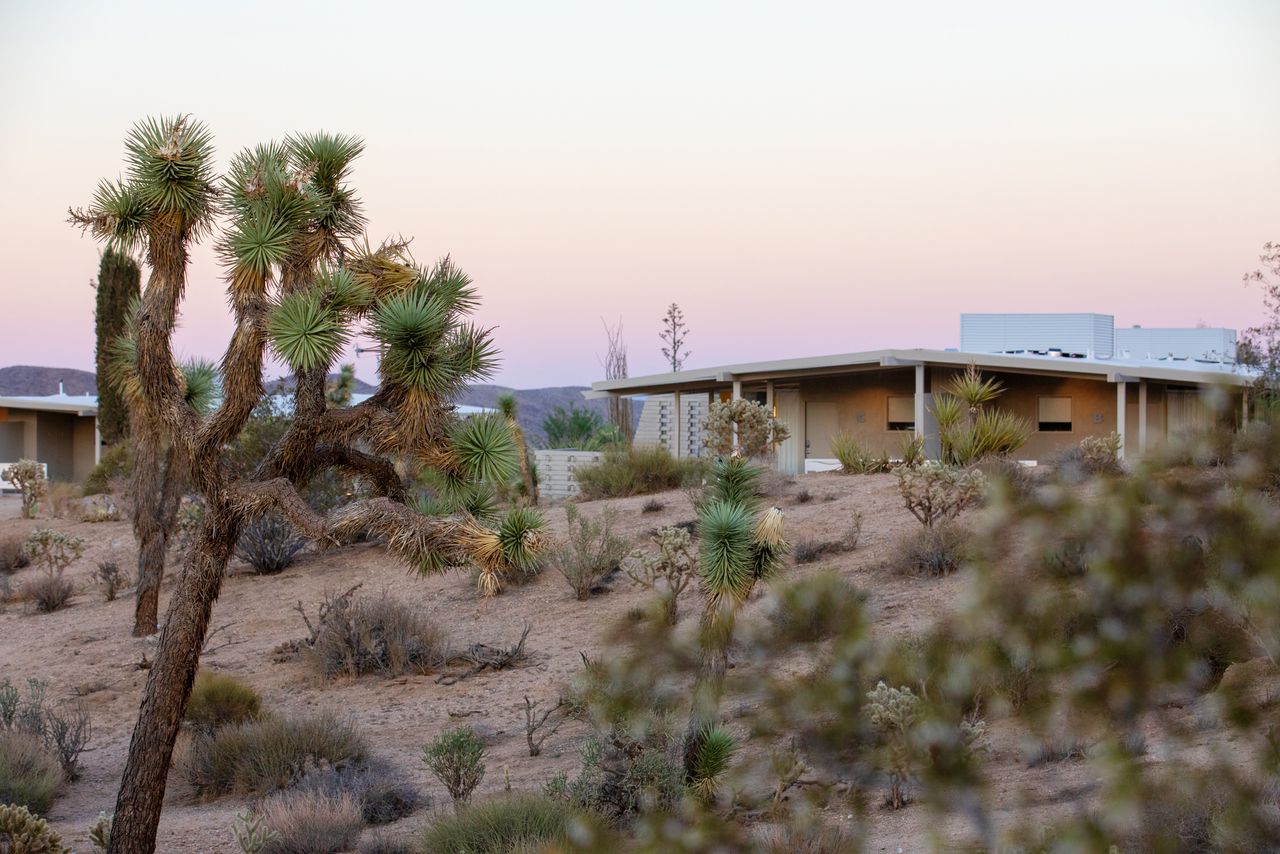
<box><xmin>887</xmin><ymin>395</ymin><xmax>915</xmax><ymax>431</ymax></box>
<box><xmin>1038</xmin><ymin>396</ymin><xmax>1072</xmax><ymax>432</ymax></box>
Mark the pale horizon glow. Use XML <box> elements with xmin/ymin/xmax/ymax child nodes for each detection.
<box><xmin>2</xmin><ymin>0</ymin><xmax>1277</xmax><ymax>388</ymax></box>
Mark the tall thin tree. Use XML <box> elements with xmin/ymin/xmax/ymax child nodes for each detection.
<box><xmin>93</xmin><ymin>248</ymin><xmax>141</xmax><ymax>445</ymax></box>
<box><xmin>73</xmin><ymin>117</ymin><xmax>544</xmax><ymax>853</ymax></box>
<box><xmin>602</xmin><ymin>318</ymin><xmax>633</xmax><ymax>441</ymax></box>
<box><xmin>660</xmin><ymin>302</ymin><xmax>690</xmax><ymax>372</ymax></box>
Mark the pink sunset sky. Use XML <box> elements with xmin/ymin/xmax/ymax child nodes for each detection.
<box><xmin>1</xmin><ymin>0</ymin><xmax>1277</xmax><ymax>389</ymax></box>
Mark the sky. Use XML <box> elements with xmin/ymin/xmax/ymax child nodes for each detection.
<box><xmin>1</xmin><ymin>0</ymin><xmax>1277</xmax><ymax>388</ymax></box>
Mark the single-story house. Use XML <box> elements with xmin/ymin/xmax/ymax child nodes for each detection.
<box><xmin>0</xmin><ymin>392</ymin><xmax>100</xmax><ymax>485</ymax></box>
<box><xmin>589</xmin><ymin>314</ymin><xmax>1256</xmax><ymax>474</ymax></box>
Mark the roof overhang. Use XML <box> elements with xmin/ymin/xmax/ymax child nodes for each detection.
<box><xmin>589</xmin><ymin>348</ymin><xmax>1255</xmax><ymax>396</ymax></box>
<box><xmin>0</xmin><ymin>396</ymin><xmax>98</xmax><ymax>416</ymax></box>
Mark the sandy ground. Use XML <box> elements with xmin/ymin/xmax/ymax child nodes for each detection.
<box><xmin>0</xmin><ymin>474</ymin><xmax>1223</xmax><ymax>852</ymax></box>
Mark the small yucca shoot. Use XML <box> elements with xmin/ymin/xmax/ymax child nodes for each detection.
<box><xmin>689</xmin><ymin>724</ymin><xmax>738</xmax><ymax>801</ymax></box>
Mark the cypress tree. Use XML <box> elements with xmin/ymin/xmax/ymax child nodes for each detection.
<box><xmin>94</xmin><ymin>248</ymin><xmax>141</xmax><ymax>444</ymax></box>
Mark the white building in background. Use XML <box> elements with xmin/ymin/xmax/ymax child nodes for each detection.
<box><xmin>595</xmin><ymin>312</ymin><xmax>1257</xmax><ymax>475</ymax></box>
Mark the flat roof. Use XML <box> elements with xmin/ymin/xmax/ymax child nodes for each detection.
<box><xmin>0</xmin><ymin>394</ymin><xmax>99</xmax><ymax>416</ymax></box>
<box><xmin>588</xmin><ymin>347</ymin><xmax>1256</xmax><ymax>397</ymax></box>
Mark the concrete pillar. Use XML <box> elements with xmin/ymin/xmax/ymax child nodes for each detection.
<box><xmin>913</xmin><ymin>364</ymin><xmax>926</xmax><ymax>441</ymax></box>
<box><xmin>672</xmin><ymin>390</ymin><xmax>682</xmax><ymax>459</ymax></box>
<box><xmin>1116</xmin><ymin>381</ymin><xmax>1127</xmax><ymax>460</ymax></box>
<box><xmin>1138</xmin><ymin>380</ymin><xmax>1148</xmax><ymax>457</ymax></box>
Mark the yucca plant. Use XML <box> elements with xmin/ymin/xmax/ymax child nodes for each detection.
<box><xmin>72</xmin><ymin>116</ymin><xmax>545</xmax><ymax>854</ymax></box>
<box><xmin>932</xmin><ymin>365</ymin><xmax>1031</xmax><ymax>465</ymax></box>
<box><xmin>684</xmin><ymin>456</ymin><xmax>787</xmax><ymax>788</ymax></box>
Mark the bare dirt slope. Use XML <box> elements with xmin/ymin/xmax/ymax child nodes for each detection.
<box><xmin>0</xmin><ymin>474</ymin><xmax>1185</xmax><ymax>851</ymax></box>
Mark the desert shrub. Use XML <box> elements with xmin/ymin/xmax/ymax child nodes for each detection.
<box><xmin>20</xmin><ymin>529</ymin><xmax>84</xmax><ymax>613</ymax></box>
<box><xmin>292</xmin><ymin>760</ymin><xmax>422</xmax><ymax>825</ymax></box>
<box><xmin>0</xmin><ymin>678</ymin><xmax>91</xmax><ymax>780</ymax></box>
<box><xmin>93</xmin><ymin>561</ymin><xmax>130</xmax><ymax>601</ymax></box>
<box><xmin>899</xmin><ymin>434</ymin><xmax>926</xmax><ymax>468</ymax></box>
<box><xmin>422</xmin><ymin>727</ymin><xmax>486</xmax><ymax>809</ymax></box>
<box><xmin>184</xmin><ymin>671</ymin><xmax>263</xmax><ymax>732</ymax></box>
<box><xmin>309</xmin><ymin>592</ymin><xmax>449</xmax><ymax>680</ymax></box>
<box><xmin>759</xmin><ymin>820</ymin><xmax>859</xmax><ymax>853</ymax></box>
<box><xmin>894</xmin><ymin>464</ymin><xmax>984</xmax><ymax>527</ymax></box>
<box><xmin>236</xmin><ymin>514</ymin><xmax>306</xmax><ymax>574</ymax></box>
<box><xmin>82</xmin><ymin>442</ymin><xmax>131</xmax><ymax>496</ymax></box>
<box><xmin>3</xmin><ymin>460</ymin><xmax>48</xmax><ymax>519</ymax></box>
<box><xmin>1022</xmin><ymin>735</ymin><xmax>1091</xmax><ymax>768</ymax></box>
<box><xmin>23</xmin><ymin>529</ymin><xmax>85</xmax><ymax>572</ymax></box>
<box><xmin>256</xmin><ymin>789</ymin><xmax>363</xmax><ymax>854</ymax></box>
<box><xmin>975</xmin><ymin>454</ymin><xmax>1038</xmax><ymax>500</ymax></box>
<box><xmin>22</xmin><ymin>571</ymin><xmax>75</xmax><ymax>613</ymax></box>
<box><xmin>556</xmin><ymin>505</ymin><xmax>628</xmax><ymax>600</ymax></box>
<box><xmin>0</xmin><ymin>731</ymin><xmax>64</xmax><ymax>815</ymax></box>
<box><xmin>88</xmin><ymin>811</ymin><xmax>112</xmax><ymax>851</ymax></box>
<box><xmin>622</xmin><ymin>525</ymin><xmax>697</xmax><ymax>625</ymax></box>
<box><xmin>766</xmin><ymin>573</ymin><xmax>864</xmax><ymax>644</ymax></box>
<box><xmin>0</xmin><ymin>803</ymin><xmax>68</xmax><ymax>852</ymax></box>
<box><xmin>641</xmin><ymin>498</ymin><xmax>665</xmax><ymax>514</ymax></box>
<box><xmin>574</xmin><ymin>446</ymin><xmax>706</xmax><ymax>499</ymax></box>
<box><xmin>830</xmin><ymin>433</ymin><xmax>890</xmax><ymax>474</ymax></box>
<box><xmin>792</xmin><ymin>539</ymin><xmax>822</xmax><ymax>564</ymax></box>
<box><xmin>865</xmin><ymin>681</ymin><xmax>920</xmax><ymax>809</ymax></box>
<box><xmin>417</xmin><ymin>793</ymin><xmax>577</xmax><ymax>854</ymax></box>
<box><xmin>359</xmin><ymin>834</ymin><xmax>412</xmax><ymax>854</ymax></box>
<box><xmin>888</xmin><ymin>521</ymin><xmax>970</xmax><ymax>577</ymax></box>
<box><xmin>1053</xmin><ymin>432</ymin><xmax>1124</xmax><ymax>479</ymax></box>
<box><xmin>701</xmin><ymin>398</ymin><xmax>790</xmax><ymax>459</ymax></box>
<box><xmin>44</xmin><ymin>482</ymin><xmax>80</xmax><ymax>519</ymax></box>
<box><xmin>545</xmin><ymin>716</ymin><xmax>683</xmax><ymax>824</ymax></box>
<box><xmin>794</xmin><ymin>487</ymin><xmax>813</xmax><ymax>504</ymax></box>
<box><xmin>0</xmin><ymin>533</ymin><xmax>30</xmax><ymax>572</ymax></box>
<box><xmin>180</xmin><ymin>712</ymin><xmax>368</xmax><ymax>797</ymax></box>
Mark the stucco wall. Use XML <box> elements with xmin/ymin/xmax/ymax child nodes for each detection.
<box><xmin>72</xmin><ymin>417</ymin><xmax>97</xmax><ymax>481</ymax></box>
<box><xmin>797</xmin><ymin>369</ymin><xmax>916</xmax><ymax>459</ymax></box>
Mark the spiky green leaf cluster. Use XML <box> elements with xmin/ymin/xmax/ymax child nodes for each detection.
<box><xmin>697</xmin><ymin>499</ymin><xmax>754</xmax><ymax>605</ymax></box>
<box><xmin>450</xmin><ymin>413</ymin><xmax>518</xmax><ymax>485</ymax></box>
<box><xmin>181</xmin><ymin>360</ymin><xmax>220</xmax><ymax>415</ymax></box>
<box><xmin>689</xmin><ymin>724</ymin><xmax>737</xmax><ymax>800</ymax></box>
<box><xmin>122</xmin><ymin>116</ymin><xmax>218</xmax><ymax>228</ymax></box>
<box><xmin>707</xmin><ymin>457</ymin><xmax>761</xmax><ymax>511</ymax></box>
<box><xmin>496</xmin><ymin>506</ymin><xmax>544</xmax><ymax>572</ymax></box>
<box><xmin>268</xmin><ymin>291</ymin><xmax>349</xmax><ymax>373</ymax></box>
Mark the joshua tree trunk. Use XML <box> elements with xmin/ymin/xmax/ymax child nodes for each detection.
<box><xmin>513</xmin><ymin>422</ymin><xmax>537</xmax><ymax>505</ymax></box>
<box><xmin>110</xmin><ymin>508</ymin><xmax>239</xmax><ymax>853</ymax></box>
<box><xmin>131</xmin><ymin>430</ymin><xmax>184</xmax><ymax>636</ymax></box>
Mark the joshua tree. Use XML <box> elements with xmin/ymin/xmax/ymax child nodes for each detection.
<box><xmin>72</xmin><ymin>116</ymin><xmax>543</xmax><ymax>853</ymax></box>
<box><xmin>94</xmin><ymin>248</ymin><xmax>141</xmax><ymax>444</ymax></box>
<box><xmin>660</xmin><ymin>302</ymin><xmax>690</xmax><ymax>372</ymax></box>
<box><xmin>683</xmin><ymin>455</ymin><xmax>788</xmax><ymax>786</ymax></box>
<box><xmin>498</xmin><ymin>393</ymin><xmax>537</xmax><ymax>504</ymax></box>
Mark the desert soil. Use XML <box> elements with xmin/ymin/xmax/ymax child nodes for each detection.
<box><xmin>0</xmin><ymin>474</ymin><xmax>1202</xmax><ymax>852</ymax></box>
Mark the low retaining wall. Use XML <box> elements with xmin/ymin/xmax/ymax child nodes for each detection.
<box><xmin>533</xmin><ymin>449</ymin><xmax>603</xmax><ymax>501</ymax></box>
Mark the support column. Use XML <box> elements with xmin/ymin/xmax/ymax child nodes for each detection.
<box><xmin>1138</xmin><ymin>380</ymin><xmax>1148</xmax><ymax>457</ymax></box>
<box><xmin>672</xmin><ymin>390</ymin><xmax>682</xmax><ymax>459</ymax></box>
<box><xmin>1116</xmin><ymin>381</ymin><xmax>1127</xmax><ymax>460</ymax></box>
<box><xmin>94</xmin><ymin>417</ymin><xmax>102</xmax><ymax>466</ymax></box>
<box><xmin>1243</xmin><ymin>390</ymin><xmax>1250</xmax><ymax>425</ymax></box>
<box><xmin>913</xmin><ymin>364</ymin><xmax>926</xmax><ymax>441</ymax></box>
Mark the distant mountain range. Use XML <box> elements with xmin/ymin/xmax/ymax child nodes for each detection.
<box><xmin>0</xmin><ymin>365</ymin><xmax>633</xmax><ymax>445</ymax></box>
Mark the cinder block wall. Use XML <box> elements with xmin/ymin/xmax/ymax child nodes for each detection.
<box><xmin>533</xmin><ymin>449</ymin><xmax>604</xmax><ymax>501</ymax></box>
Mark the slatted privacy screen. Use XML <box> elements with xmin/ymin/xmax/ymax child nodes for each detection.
<box><xmin>887</xmin><ymin>395</ymin><xmax>915</xmax><ymax>430</ymax></box>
